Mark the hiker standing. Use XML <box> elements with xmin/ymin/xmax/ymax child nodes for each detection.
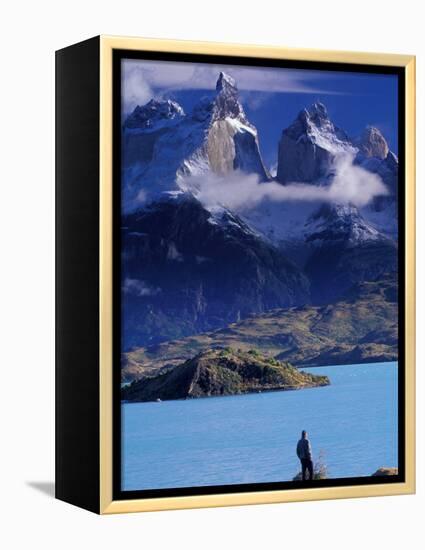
<box><xmin>296</xmin><ymin>430</ymin><xmax>314</xmax><ymax>480</ymax></box>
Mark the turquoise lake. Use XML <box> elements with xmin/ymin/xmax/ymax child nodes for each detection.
<box><xmin>122</xmin><ymin>362</ymin><xmax>398</xmax><ymax>491</ymax></box>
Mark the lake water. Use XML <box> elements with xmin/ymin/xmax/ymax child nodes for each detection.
<box><xmin>122</xmin><ymin>362</ymin><xmax>398</xmax><ymax>491</ymax></box>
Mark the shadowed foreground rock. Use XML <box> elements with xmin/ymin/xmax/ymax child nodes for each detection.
<box><xmin>292</xmin><ymin>465</ymin><xmax>398</xmax><ymax>481</ymax></box>
<box><xmin>292</xmin><ymin>471</ymin><xmax>327</xmax><ymax>481</ymax></box>
<box><xmin>122</xmin><ymin>348</ymin><xmax>329</xmax><ymax>403</ymax></box>
<box><xmin>372</xmin><ymin>467</ymin><xmax>398</xmax><ymax>476</ymax></box>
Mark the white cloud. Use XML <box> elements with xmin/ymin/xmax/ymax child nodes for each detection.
<box><xmin>326</xmin><ymin>154</ymin><xmax>389</xmax><ymax>206</ymax></box>
<box><xmin>122</xmin><ymin>278</ymin><xmax>161</xmax><ymax>297</ymax></box>
<box><xmin>180</xmin><ymin>153</ymin><xmax>388</xmax><ymax>212</ymax></box>
<box><xmin>122</xmin><ymin>63</ymin><xmax>154</xmax><ymax>114</ymax></box>
<box><xmin>121</xmin><ymin>59</ymin><xmax>340</xmax><ymax>114</ymax></box>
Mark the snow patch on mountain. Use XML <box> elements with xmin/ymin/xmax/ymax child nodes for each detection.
<box><xmin>225</xmin><ymin>116</ymin><xmax>257</xmax><ymax>136</ymax></box>
<box><xmin>304</xmin><ymin>203</ymin><xmax>388</xmax><ymax>247</ymax></box>
<box><xmin>124</xmin><ymin>99</ymin><xmax>185</xmax><ymax>130</ymax></box>
<box><xmin>301</xmin><ymin>104</ymin><xmax>356</xmax><ymax>156</ymax></box>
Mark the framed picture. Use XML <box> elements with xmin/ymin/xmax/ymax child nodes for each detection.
<box><xmin>55</xmin><ymin>36</ymin><xmax>415</xmax><ymax>514</ymax></box>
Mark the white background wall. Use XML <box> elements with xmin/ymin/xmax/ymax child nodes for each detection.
<box><xmin>1</xmin><ymin>1</ymin><xmax>423</xmax><ymax>548</ymax></box>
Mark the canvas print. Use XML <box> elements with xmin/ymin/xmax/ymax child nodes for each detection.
<box><xmin>118</xmin><ymin>57</ymin><xmax>400</xmax><ymax>493</ymax></box>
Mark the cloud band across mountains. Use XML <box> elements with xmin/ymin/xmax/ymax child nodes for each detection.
<box><xmin>179</xmin><ymin>153</ymin><xmax>388</xmax><ymax>212</ymax></box>
<box><xmin>122</xmin><ymin>59</ymin><xmax>341</xmax><ymax>114</ymax></box>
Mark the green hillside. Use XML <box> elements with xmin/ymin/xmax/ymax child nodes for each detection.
<box><xmin>122</xmin><ymin>276</ymin><xmax>397</xmax><ymax>383</ymax></box>
<box><xmin>122</xmin><ymin>348</ymin><xmax>329</xmax><ymax>402</ymax></box>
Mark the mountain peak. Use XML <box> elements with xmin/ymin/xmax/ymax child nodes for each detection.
<box><xmin>308</xmin><ymin>101</ymin><xmax>328</xmax><ymax>118</ymax></box>
<box><xmin>213</xmin><ymin>71</ymin><xmax>246</xmax><ymax>121</ymax></box>
<box><xmin>305</xmin><ymin>203</ymin><xmax>385</xmax><ymax>246</ymax></box>
<box><xmin>296</xmin><ymin>101</ymin><xmax>329</xmax><ymax>126</ymax></box>
<box><xmin>356</xmin><ymin>126</ymin><xmax>389</xmax><ymax>159</ymax></box>
<box><xmin>124</xmin><ymin>98</ymin><xmax>185</xmax><ymax>130</ymax></box>
<box><xmin>216</xmin><ymin>71</ymin><xmax>238</xmax><ymax>94</ymax></box>
<box><xmin>277</xmin><ymin>102</ymin><xmax>353</xmax><ymax>183</ymax></box>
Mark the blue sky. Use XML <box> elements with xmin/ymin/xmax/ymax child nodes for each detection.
<box><xmin>122</xmin><ymin>59</ymin><xmax>398</xmax><ymax>169</ymax></box>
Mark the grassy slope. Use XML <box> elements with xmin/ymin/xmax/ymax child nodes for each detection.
<box><xmin>122</xmin><ymin>276</ymin><xmax>397</xmax><ymax>382</ymax></box>
<box><xmin>122</xmin><ymin>348</ymin><xmax>330</xmax><ymax>402</ymax></box>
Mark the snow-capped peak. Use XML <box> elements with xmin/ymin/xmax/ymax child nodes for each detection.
<box><xmin>277</xmin><ymin>102</ymin><xmax>356</xmax><ymax>184</ymax></box>
<box><xmin>216</xmin><ymin>71</ymin><xmax>237</xmax><ymax>93</ymax></box>
<box><xmin>124</xmin><ymin>99</ymin><xmax>185</xmax><ymax>130</ymax></box>
<box><xmin>298</xmin><ymin>102</ymin><xmax>354</xmax><ymax>153</ymax></box>
<box><xmin>213</xmin><ymin>71</ymin><xmax>248</xmax><ymax>123</ymax></box>
<box><xmin>305</xmin><ymin>203</ymin><xmax>386</xmax><ymax>246</ymax></box>
<box><xmin>296</xmin><ymin>102</ymin><xmax>329</xmax><ymax>128</ymax></box>
<box><xmin>305</xmin><ymin>101</ymin><xmax>329</xmax><ymax>123</ymax></box>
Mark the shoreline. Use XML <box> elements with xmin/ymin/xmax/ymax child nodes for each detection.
<box><xmin>121</xmin><ymin>379</ymin><xmax>330</xmax><ymax>405</ymax></box>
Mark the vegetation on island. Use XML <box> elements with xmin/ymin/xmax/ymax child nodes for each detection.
<box><xmin>121</xmin><ymin>348</ymin><xmax>329</xmax><ymax>403</ymax></box>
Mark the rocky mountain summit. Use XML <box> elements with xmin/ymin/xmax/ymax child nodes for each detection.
<box><xmin>124</xmin><ymin>98</ymin><xmax>185</xmax><ymax>130</ymax></box>
<box><xmin>121</xmin><ymin>348</ymin><xmax>330</xmax><ymax>402</ymax></box>
<box><xmin>276</xmin><ymin>102</ymin><xmax>396</xmax><ymax>188</ymax></box>
<box><xmin>273</xmin><ymin>102</ymin><xmax>398</xmax><ymax>234</ymax></box>
<box><xmin>276</xmin><ymin>101</ymin><xmax>355</xmax><ymax>184</ymax></box>
<box><xmin>355</xmin><ymin>125</ymin><xmax>390</xmax><ymax>160</ymax></box>
<box><xmin>122</xmin><ymin>71</ymin><xmax>268</xmax><ymax>211</ymax></box>
<box><xmin>214</xmin><ymin>72</ymin><xmax>248</xmax><ymax>122</ymax></box>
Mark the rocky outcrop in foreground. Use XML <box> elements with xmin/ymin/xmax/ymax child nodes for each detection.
<box><xmin>372</xmin><ymin>467</ymin><xmax>398</xmax><ymax>476</ymax></box>
<box><xmin>292</xmin><ymin>465</ymin><xmax>398</xmax><ymax>481</ymax></box>
<box><xmin>292</xmin><ymin>471</ymin><xmax>327</xmax><ymax>481</ymax></box>
<box><xmin>122</xmin><ymin>348</ymin><xmax>329</xmax><ymax>403</ymax></box>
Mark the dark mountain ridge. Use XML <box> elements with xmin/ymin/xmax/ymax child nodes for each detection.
<box><xmin>122</xmin><ymin>195</ymin><xmax>310</xmax><ymax>349</ymax></box>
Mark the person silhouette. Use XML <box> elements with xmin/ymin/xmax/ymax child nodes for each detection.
<box><xmin>296</xmin><ymin>430</ymin><xmax>314</xmax><ymax>480</ymax></box>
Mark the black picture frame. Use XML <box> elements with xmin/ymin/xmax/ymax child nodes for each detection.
<box><xmin>112</xmin><ymin>49</ymin><xmax>406</xmax><ymax>500</ymax></box>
